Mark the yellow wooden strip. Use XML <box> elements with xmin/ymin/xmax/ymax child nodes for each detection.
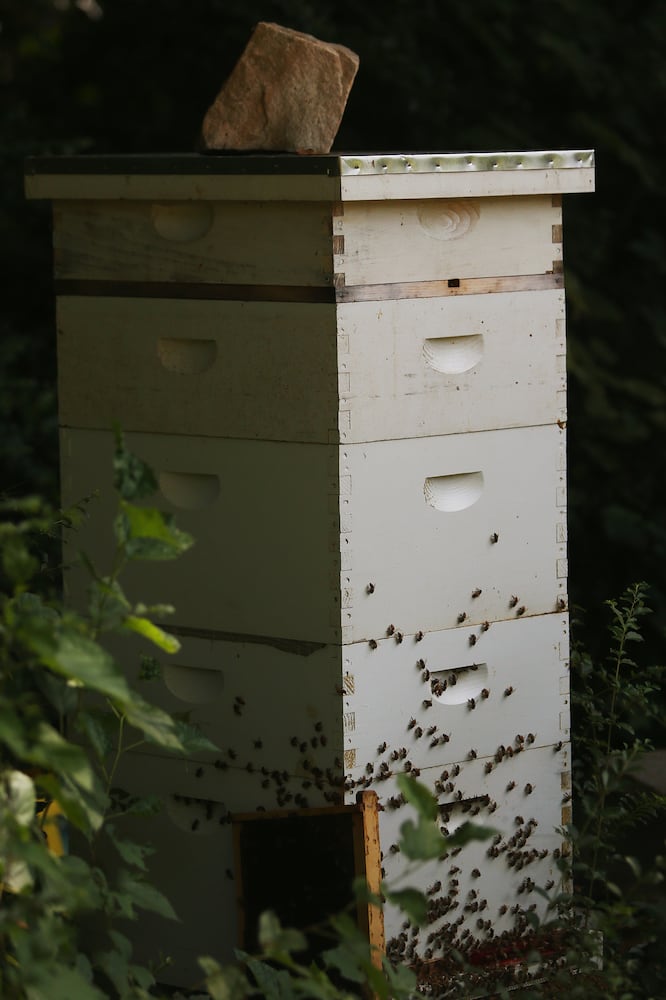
<box><xmin>335</xmin><ymin>272</ymin><xmax>563</xmax><ymax>302</ymax></box>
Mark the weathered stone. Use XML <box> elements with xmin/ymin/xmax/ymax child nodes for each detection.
<box><xmin>199</xmin><ymin>22</ymin><xmax>359</xmax><ymax>154</ymax></box>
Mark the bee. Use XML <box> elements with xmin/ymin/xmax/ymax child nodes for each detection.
<box><xmin>415</xmin><ymin>630</ymin><xmax>424</xmax><ymax>642</ymax></box>
<box><xmin>545</xmin><ymin>879</ymin><xmax>555</xmax><ymax>891</ymax></box>
<box><xmin>472</xmin><ymin>588</ymin><xmax>482</xmax><ymax>598</ymax></box>
<box><xmin>457</xmin><ymin>611</ymin><xmax>467</xmax><ymax>624</ymax></box>
<box><xmin>300</xmin><ymin>741</ymin><xmax>308</xmax><ymax>753</ymax></box>
<box><xmin>526</xmin><ymin>733</ymin><xmax>536</xmax><ymax>745</ymax></box>
<box><xmin>524</xmin><ymin>783</ymin><xmax>534</xmax><ymax>795</ymax></box>
<box><xmin>395</xmin><ymin>631</ymin><xmax>404</xmax><ymax>644</ymax></box>
<box><xmin>507</xmin><ymin>781</ymin><xmax>516</xmax><ymax>791</ymax></box>
<box><xmin>468</xmin><ymin>698</ymin><xmax>476</xmax><ymax>710</ymax></box>
<box><xmin>554</xmin><ymin>741</ymin><xmax>563</xmax><ymax>752</ymax></box>
<box><xmin>509</xmin><ymin>595</ymin><xmax>519</xmax><ymax>608</ymax></box>
<box><xmin>254</xmin><ymin>739</ymin><xmax>263</xmax><ymax>749</ymax></box>
<box><xmin>481</xmin><ymin>688</ymin><xmax>490</xmax><ymax>699</ymax></box>
<box><xmin>427</xmin><ymin>881</ymin><xmax>442</xmax><ymax>896</ymax></box>
<box><xmin>227</xmin><ymin>748</ymin><xmax>237</xmax><ymax>760</ymax></box>
<box><xmin>481</xmin><ymin>621</ymin><xmax>490</xmax><ymax>632</ymax></box>
<box><xmin>557</xmin><ymin>596</ymin><xmax>567</xmax><ymax>611</ymax></box>
<box><xmin>191</xmin><ymin>819</ymin><xmax>200</xmax><ymax>832</ymax></box>
<box><xmin>408</xmin><ymin>717</ymin><xmax>417</xmax><ymax>730</ymax></box>
<box><xmin>426</xmin><ymin>725</ymin><xmax>438</xmax><ymax>736</ymax></box>
<box><xmin>417</xmin><ymin>658</ymin><xmax>426</xmax><ymax>670</ymax></box>
<box><xmin>368</xmin><ymin>638</ymin><xmax>378</xmax><ymax>649</ymax></box>
<box><xmin>515</xmin><ymin>734</ymin><xmax>525</xmax><ymax>745</ymax></box>
<box><xmin>195</xmin><ymin>767</ymin><xmax>204</xmax><ymax>778</ymax></box>
<box><xmin>366</xmin><ymin>582</ymin><xmax>375</xmax><ymax>594</ymax></box>
<box><xmin>515</xmin><ymin>816</ymin><xmax>525</xmax><ymax>825</ymax></box>
<box><xmin>490</xmin><ymin>532</ymin><xmax>499</xmax><ymax>543</ymax></box>
<box><xmin>449</xmin><ymin>673</ymin><xmax>457</xmax><ymax>686</ymax></box>
<box><xmin>504</xmin><ymin>686</ymin><xmax>514</xmax><ymax>697</ymax></box>
<box><xmin>290</xmin><ymin>736</ymin><xmax>299</xmax><ymax>747</ymax></box>
<box><xmin>214</xmin><ymin>759</ymin><xmax>228</xmax><ymax>771</ymax></box>
<box><xmin>225</xmin><ymin>868</ymin><xmax>234</xmax><ymax>879</ymax></box>
<box><xmin>320</xmin><ymin>735</ymin><xmax>328</xmax><ymax>746</ymax></box>
<box><xmin>516</xmin><ymin>605</ymin><xmax>526</xmax><ymax>616</ymax></box>
<box><xmin>246</xmin><ymin>762</ymin><xmax>255</xmax><ymax>773</ymax></box>
<box><xmin>422</xmin><ymin>699</ymin><xmax>432</xmax><ymax>709</ymax></box>
<box><xmin>422</xmin><ymin>668</ymin><xmax>431</xmax><ymax>682</ymax></box>
<box><xmin>235</xmin><ymin>696</ymin><xmax>246</xmax><ymax>706</ymax></box>
<box><xmin>484</xmin><ymin>761</ymin><xmax>493</xmax><ymax>774</ymax></box>
<box><xmin>469</xmin><ymin>634</ymin><xmax>477</xmax><ymax>646</ymax></box>
<box><xmin>414</xmin><ymin>726</ymin><xmax>423</xmax><ymax>738</ymax></box>
<box><xmin>386</xmin><ymin>624</ymin><xmax>395</xmax><ymax>636</ymax></box>
<box><xmin>452</xmin><ymin>765</ymin><xmax>461</xmax><ymax>777</ymax></box>
<box><xmin>233</xmin><ymin>703</ymin><xmax>242</xmax><ymax>716</ymax></box>
<box><xmin>377</xmin><ymin>741</ymin><xmax>387</xmax><ymax>753</ymax></box>
<box><xmin>468</xmin><ymin>748</ymin><xmax>478</xmax><ymax>759</ymax></box>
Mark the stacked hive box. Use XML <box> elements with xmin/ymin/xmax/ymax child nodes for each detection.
<box><xmin>26</xmin><ymin>150</ymin><xmax>594</xmax><ymax>984</ymax></box>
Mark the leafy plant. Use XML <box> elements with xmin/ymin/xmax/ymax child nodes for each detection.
<box><xmin>512</xmin><ymin>583</ymin><xmax>666</xmax><ymax>999</ymax></box>
<box><xmin>0</xmin><ymin>432</ymin><xmax>215</xmax><ymax>999</ymax></box>
<box><xmin>197</xmin><ymin>586</ymin><xmax>666</xmax><ymax>1000</ymax></box>
<box><xmin>199</xmin><ymin>772</ymin><xmax>494</xmax><ymax>1000</ymax></box>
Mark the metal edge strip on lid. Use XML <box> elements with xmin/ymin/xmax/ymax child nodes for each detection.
<box><xmin>339</xmin><ymin>150</ymin><xmax>595</xmax><ymax>175</ymax></box>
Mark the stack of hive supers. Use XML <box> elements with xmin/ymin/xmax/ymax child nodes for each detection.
<box><xmin>25</xmin><ymin>147</ymin><xmax>593</xmax><ymax>986</ymax></box>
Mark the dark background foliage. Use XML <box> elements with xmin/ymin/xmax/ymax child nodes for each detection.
<box><xmin>2</xmin><ymin>0</ymin><xmax>665</xmax><ymax>681</ymax></box>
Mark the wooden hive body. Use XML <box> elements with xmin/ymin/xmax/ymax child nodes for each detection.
<box><xmin>27</xmin><ymin>149</ymin><xmax>593</xmax><ymax>985</ymax></box>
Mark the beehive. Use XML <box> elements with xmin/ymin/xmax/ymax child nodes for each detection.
<box><xmin>26</xmin><ymin>149</ymin><xmax>594</xmax><ymax>985</ymax></box>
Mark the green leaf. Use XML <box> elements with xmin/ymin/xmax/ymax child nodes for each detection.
<box><xmin>138</xmin><ymin>655</ymin><xmax>162</xmax><ymax>680</ymax></box>
<box><xmin>116</xmin><ymin>871</ymin><xmax>179</xmax><ymax>920</ymax></box>
<box><xmin>116</xmin><ymin>502</ymin><xmax>193</xmax><ymax>561</ymax></box>
<box><xmin>27</xmin><ymin>625</ymin><xmax>132</xmax><ymax>703</ymax></box>
<box><xmin>383</xmin><ymin>958</ymin><xmax>417</xmax><ymax>996</ymax></box>
<box><xmin>398</xmin><ymin>817</ymin><xmax>446</xmax><ymax>861</ymax></box>
<box><xmin>258</xmin><ymin>911</ymin><xmax>307</xmax><ymax>955</ymax></box>
<box><xmin>106</xmin><ymin>824</ymin><xmax>152</xmax><ymax>871</ymax></box>
<box><xmin>109</xmin><ymin>788</ymin><xmax>162</xmax><ymax>818</ymax></box>
<box><xmin>383</xmin><ymin>886</ymin><xmax>427</xmax><ymax>925</ymax></box>
<box><xmin>245</xmin><ymin>956</ymin><xmax>296</xmax><ymax>1000</ymax></box>
<box><xmin>0</xmin><ymin>768</ymin><xmax>35</xmax><ymax>826</ymax></box>
<box><xmin>75</xmin><ymin>709</ymin><xmax>114</xmax><ymax>760</ymax></box>
<box><xmin>173</xmin><ymin>719</ymin><xmax>218</xmax><ymax>754</ymax></box>
<box><xmin>396</xmin><ymin>773</ymin><xmax>438</xmax><ymax>821</ymax></box>
<box><xmin>2</xmin><ymin>533</ymin><xmax>39</xmax><ymax>585</ymax></box>
<box><xmin>123</xmin><ymin>614</ymin><xmax>180</xmax><ymax>653</ymax></box>
<box><xmin>23</xmin><ymin>967</ymin><xmax>106</xmax><ymax>1000</ymax></box>
<box><xmin>113</xmin><ymin>429</ymin><xmax>158</xmax><ymax>501</ymax></box>
<box><xmin>322</xmin><ymin>942</ymin><xmax>367</xmax><ymax>984</ymax></box>
<box><xmin>38</xmin><ymin>770</ymin><xmax>107</xmax><ymax>835</ymax></box>
<box><xmin>123</xmin><ymin>697</ymin><xmax>184</xmax><ymax>751</ymax></box>
<box><xmin>199</xmin><ymin>957</ymin><xmax>249</xmax><ymax>1000</ymax></box>
<box><xmin>446</xmin><ymin>821</ymin><xmax>496</xmax><ymax>848</ymax></box>
<box><xmin>88</xmin><ymin>577</ymin><xmax>131</xmax><ymax>631</ymax></box>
